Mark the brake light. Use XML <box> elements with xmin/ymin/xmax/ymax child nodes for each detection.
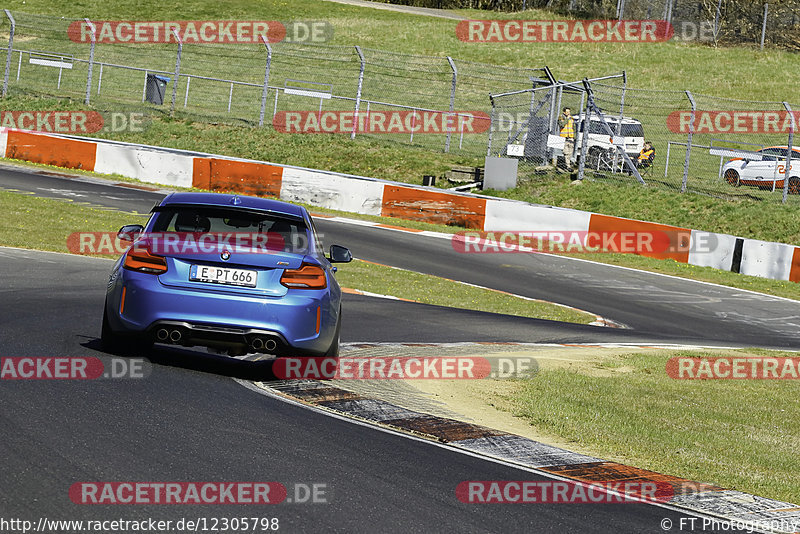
<box><xmin>124</xmin><ymin>247</ymin><xmax>167</xmax><ymax>274</ymax></box>
<box><xmin>280</xmin><ymin>263</ymin><xmax>327</xmax><ymax>289</ymax></box>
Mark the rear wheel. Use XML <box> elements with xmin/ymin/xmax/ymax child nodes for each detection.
<box><xmin>322</xmin><ymin>307</ymin><xmax>342</xmax><ymax>359</ymax></box>
<box><xmin>100</xmin><ymin>307</ymin><xmax>125</xmax><ymax>353</ymax></box>
<box><xmin>724</xmin><ymin>169</ymin><xmax>741</xmax><ymax>187</ymax></box>
<box><xmin>586</xmin><ymin>147</ymin><xmax>602</xmax><ymax>169</ymax></box>
<box><xmin>789</xmin><ymin>176</ymin><xmax>800</xmax><ymax>195</ymax></box>
<box><xmin>101</xmin><ymin>306</ymin><xmax>152</xmax><ymax>355</ymax></box>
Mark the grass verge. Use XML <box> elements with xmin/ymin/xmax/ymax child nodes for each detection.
<box><xmin>491</xmin><ymin>348</ymin><xmax>800</xmax><ymax>503</ymax></box>
<box><xmin>336</xmin><ymin>259</ymin><xmax>594</xmax><ymax>324</ymax></box>
<box><xmin>0</xmin><ymin>189</ymin><xmax>594</xmax><ymax>324</ymax></box>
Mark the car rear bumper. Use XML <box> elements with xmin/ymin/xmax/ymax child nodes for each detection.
<box><xmin>106</xmin><ymin>271</ymin><xmax>338</xmax><ymax>354</ymax></box>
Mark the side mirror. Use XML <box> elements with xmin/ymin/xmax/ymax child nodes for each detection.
<box><xmin>117</xmin><ymin>224</ymin><xmax>144</xmax><ymax>243</ymax></box>
<box><xmin>328</xmin><ymin>244</ymin><xmax>352</xmax><ymax>263</ymax></box>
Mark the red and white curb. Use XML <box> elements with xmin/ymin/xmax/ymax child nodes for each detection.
<box><xmin>250</xmin><ymin>363</ymin><xmax>799</xmax><ymax>533</ymax></box>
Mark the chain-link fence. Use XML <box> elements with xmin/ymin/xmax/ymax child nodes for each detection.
<box><xmin>593</xmin><ymin>82</ymin><xmax>800</xmax><ymax>204</ymax></box>
<box><xmin>488</xmin><ymin>74</ymin><xmax>652</xmax><ymax>182</ymax></box>
<box><xmin>491</xmin><ymin>78</ymin><xmax>800</xmax><ymax>204</ymax></box>
<box><xmin>4</xmin><ymin>10</ymin><xmax>800</xmax><ymax>204</ymax></box>
<box><xmin>381</xmin><ymin>0</ymin><xmax>800</xmax><ymax>51</ymax></box>
<box><xmin>609</xmin><ymin>0</ymin><xmax>800</xmax><ymax>50</ymax></box>
<box><xmin>0</xmin><ymin>11</ymin><xmax>547</xmax><ymax>156</ymax></box>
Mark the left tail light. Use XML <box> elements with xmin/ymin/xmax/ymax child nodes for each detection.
<box><xmin>124</xmin><ymin>246</ymin><xmax>167</xmax><ymax>274</ymax></box>
<box><xmin>280</xmin><ymin>263</ymin><xmax>327</xmax><ymax>289</ymax></box>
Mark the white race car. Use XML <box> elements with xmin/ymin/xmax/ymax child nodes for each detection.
<box><xmin>722</xmin><ymin>146</ymin><xmax>800</xmax><ymax>194</ymax></box>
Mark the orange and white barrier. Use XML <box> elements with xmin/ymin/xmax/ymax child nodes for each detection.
<box><xmin>2</xmin><ymin>128</ymin><xmax>799</xmax><ymax>284</ymax></box>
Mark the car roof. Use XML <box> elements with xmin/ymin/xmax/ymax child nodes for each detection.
<box><xmin>157</xmin><ymin>192</ymin><xmax>308</xmax><ymax>219</ymax></box>
<box><xmin>574</xmin><ymin>114</ymin><xmax>642</xmax><ymax>124</ymax></box>
<box><xmin>761</xmin><ymin>145</ymin><xmax>800</xmax><ymax>152</ymax></box>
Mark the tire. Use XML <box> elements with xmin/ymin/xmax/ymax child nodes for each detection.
<box><xmin>322</xmin><ymin>306</ymin><xmax>342</xmax><ymax>359</ymax></box>
<box><xmin>789</xmin><ymin>176</ymin><xmax>800</xmax><ymax>195</ymax></box>
<box><xmin>586</xmin><ymin>147</ymin><xmax>601</xmax><ymax>169</ymax></box>
<box><xmin>100</xmin><ymin>306</ymin><xmax>125</xmax><ymax>353</ymax></box>
<box><xmin>101</xmin><ymin>306</ymin><xmax>152</xmax><ymax>355</ymax></box>
<box><xmin>724</xmin><ymin>169</ymin><xmax>741</xmax><ymax>187</ymax></box>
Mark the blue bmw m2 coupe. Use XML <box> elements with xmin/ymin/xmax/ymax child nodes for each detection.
<box><xmin>101</xmin><ymin>192</ymin><xmax>351</xmax><ymax>358</ymax></box>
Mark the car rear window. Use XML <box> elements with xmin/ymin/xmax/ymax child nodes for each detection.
<box><xmin>620</xmin><ymin>123</ymin><xmax>644</xmax><ymax>137</ymax></box>
<box><xmin>151</xmin><ymin>206</ymin><xmax>310</xmax><ymax>253</ymax></box>
<box><xmin>585</xmin><ymin>119</ymin><xmax>644</xmax><ymax>138</ymax></box>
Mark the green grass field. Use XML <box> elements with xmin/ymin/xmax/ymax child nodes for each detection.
<box><xmin>493</xmin><ymin>348</ymin><xmax>800</xmax><ymax>503</ymax></box>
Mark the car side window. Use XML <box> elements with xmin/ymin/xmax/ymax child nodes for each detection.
<box><xmin>310</xmin><ymin>219</ymin><xmax>324</xmax><ymax>256</ymax></box>
<box><xmin>589</xmin><ymin>121</ymin><xmax>607</xmax><ymax>135</ymax></box>
<box><xmin>760</xmin><ymin>148</ymin><xmax>786</xmax><ymax>161</ymax></box>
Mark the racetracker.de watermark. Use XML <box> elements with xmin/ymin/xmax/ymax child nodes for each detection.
<box><xmin>0</xmin><ymin>357</ymin><xmax>150</xmax><ymax>380</ymax></box>
<box><xmin>456</xmin><ymin>20</ymin><xmax>673</xmax><ymax>43</ymax></box>
<box><xmin>272</xmin><ymin>356</ymin><xmax>537</xmax><ymax>380</ymax></box>
<box><xmin>667</xmin><ymin>110</ymin><xmax>800</xmax><ymax>134</ymax></box>
<box><xmin>272</xmin><ymin>110</ymin><xmax>490</xmax><ymax>135</ymax></box>
<box><xmin>2</xmin><ymin>111</ymin><xmax>148</xmax><ymax>134</ymax></box>
<box><xmin>457</xmin><ymin>20</ymin><xmax>720</xmax><ymax>44</ymax></box>
<box><xmin>67</xmin><ymin>20</ymin><xmax>333</xmax><ymax>44</ymax></box>
<box><xmin>456</xmin><ymin>480</ymin><xmax>675</xmax><ymax>503</ymax></box>
<box><xmin>666</xmin><ymin>356</ymin><xmax>800</xmax><ymax>380</ymax></box>
<box><xmin>451</xmin><ymin>230</ymin><xmax>702</xmax><ymax>255</ymax></box>
<box><xmin>69</xmin><ymin>482</ymin><xmax>328</xmax><ymax>505</ymax></box>
<box><xmin>67</xmin><ymin>232</ymin><xmax>305</xmax><ymax>256</ymax></box>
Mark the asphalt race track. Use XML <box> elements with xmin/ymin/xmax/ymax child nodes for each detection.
<box><xmin>1</xmin><ymin>164</ymin><xmax>797</xmax><ymax>532</ymax></box>
<box><xmin>2</xmin><ymin>164</ymin><xmax>799</xmax><ymax>348</ymax></box>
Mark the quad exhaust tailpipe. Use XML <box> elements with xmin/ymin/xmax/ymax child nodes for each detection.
<box><xmin>156</xmin><ymin>327</ymin><xmax>183</xmax><ymax>344</ymax></box>
<box><xmin>154</xmin><ymin>324</ymin><xmax>280</xmax><ymax>353</ymax></box>
<box><xmin>250</xmin><ymin>337</ymin><xmax>278</xmax><ymax>353</ymax></box>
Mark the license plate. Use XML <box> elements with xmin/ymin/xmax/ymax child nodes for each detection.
<box><xmin>190</xmin><ymin>265</ymin><xmax>257</xmax><ymax>288</ymax></box>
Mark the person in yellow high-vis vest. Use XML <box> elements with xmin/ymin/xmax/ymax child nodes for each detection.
<box><xmin>558</xmin><ymin>107</ymin><xmax>575</xmax><ymax>171</ymax></box>
<box><xmin>637</xmin><ymin>141</ymin><xmax>655</xmax><ymax>168</ymax></box>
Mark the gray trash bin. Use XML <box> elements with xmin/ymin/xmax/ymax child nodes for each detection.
<box><xmin>145</xmin><ymin>74</ymin><xmax>170</xmax><ymax>105</ymax></box>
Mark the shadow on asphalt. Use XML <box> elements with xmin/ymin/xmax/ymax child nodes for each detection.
<box><xmin>82</xmin><ymin>338</ymin><xmax>280</xmax><ymax>382</ymax></box>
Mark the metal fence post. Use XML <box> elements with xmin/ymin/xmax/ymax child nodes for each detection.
<box><xmin>713</xmin><ymin>0</ymin><xmax>722</xmax><ymax>46</ymax></box>
<box><xmin>782</xmin><ymin>102</ymin><xmax>794</xmax><ymax>203</ymax></box>
<box><xmin>446</xmin><ymin>56</ymin><xmax>457</xmax><ymax>153</ymax></box>
<box><xmin>2</xmin><ymin>10</ymin><xmax>15</xmax><ymax>98</ymax></box>
<box><xmin>577</xmin><ymin>82</ymin><xmax>592</xmax><ymax>181</ymax></box>
<box><xmin>761</xmin><ymin>3</ymin><xmax>768</xmax><ymax>50</ymax></box>
<box><xmin>351</xmin><ymin>46</ymin><xmax>364</xmax><ymax>141</ymax></box>
<box><xmin>170</xmin><ymin>29</ymin><xmax>182</xmax><ymax>117</ymax></box>
<box><xmin>487</xmin><ymin>96</ymin><xmax>495</xmax><ymax>158</ymax></box>
<box><xmin>84</xmin><ymin>18</ymin><xmax>96</xmax><ymax>106</ymax></box>
<box><xmin>663</xmin><ymin>0</ymin><xmax>674</xmax><ymax>22</ymax></box>
<box><xmin>546</xmin><ymin>84</ymin><xmax>557</xmax><ymax>162</ymax></box>
<box><xmin>612</xmin><ymin>71</ymin><xmax>627</xmax><ymax>171</ymax></box>
<box><xmin>259</xmin><ymin>36</ymin><xmax>272</xmax><ymax>127</ymax></box>
<box><xmin>616</xmin><ymin>0</ymin><xmax>626</xmax><ymax>21</ymax></box>
<box><xmin>681</xmin><ymin>91</ymin><xmax>696</xmax><ymax>193</ymax></box>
